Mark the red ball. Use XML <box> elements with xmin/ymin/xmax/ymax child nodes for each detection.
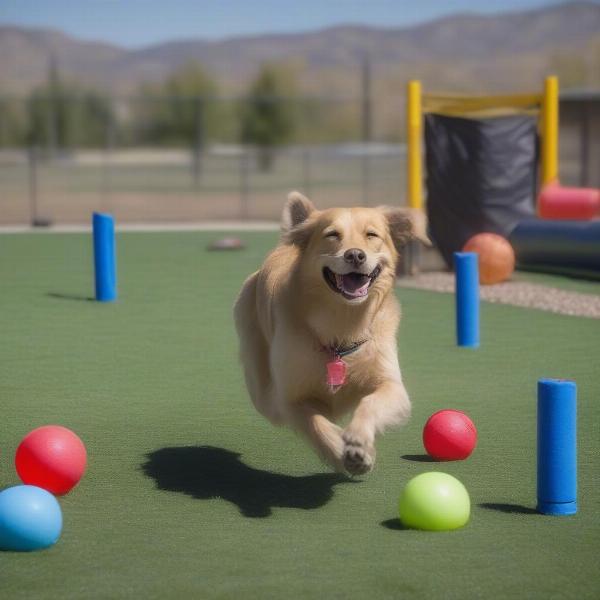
<box><xmin>423</xmin><ymin>410</ymin><xmax>477</xmax><ymax>461</ymax></box>
<box><xmin>15</xmin><ymin>425</ymin><xmax>87</xmax><ymax>495</ymax></box>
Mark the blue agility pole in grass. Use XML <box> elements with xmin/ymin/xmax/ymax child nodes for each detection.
<box><xmin>537</xmin><ymin>379</ymin><xmax>577</xmax><ymax>515</ymax></box>
<box><xmin>93</xmin><ymin>212</ymin><xmax>117</xmax><ymax>302</ymax></box>
<box><xmin>454</xmin><ymin>252</ymin><xmax>479</xmax><ymax>348</ymax></box>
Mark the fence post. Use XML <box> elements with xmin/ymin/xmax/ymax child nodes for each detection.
<box><xmin>192</xmin><ymin>97</ymin><xmax>204</xmax><ymax>188</ymax></box>
<box><xmin>240</xmin><ymin>147</ymin><xmax>250</xmax><ymax>220</ymax></box>
<box><xmin>44</xmin><ymin>94</ymin><xmax>59</xmax><ymax>159</ymax></box>
<box><xmin>361</xmin><ymin>151</ymin><xmax>371</xmax><ymax>206</ymax></box>
<box><xmin>361</xmin><ymin>55</ymin><xmax>372</xmax><ymax>143</ymax></box>
<box><xmin>28</xmin><ymin>146</ymin><xmax>39</xmax><ymax>226</ymax></box>
<box><xmin>580</xmin><ymin>101</ymin><xmax>590</xmax><ymax>187</ymax></box>
<box><xmin>361</xmin><ymin>55</ymin><xmax>372</xmax><ymax>206</ymax></box>
<box><xmin>0</xmin><ymin>98</ymin><xmax>5</xmax><ymax>146</ymax></box>
<box><xmin>102</xmin><ymin>106</ymin><xmax>115</xmax><ymax>212</ymax></box>
<box><xmin>301</xmin><ymin>146</ymin><xmax>311</xmax><ymax>197</ymax></box>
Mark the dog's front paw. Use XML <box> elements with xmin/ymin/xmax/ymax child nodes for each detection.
<box><xmin>342</xmin><ymin>432</ymin><xmax>375</xmax><ymax>476</ymax></box>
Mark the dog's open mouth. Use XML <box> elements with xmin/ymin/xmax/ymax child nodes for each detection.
<box><xmin>323</xmin><ymin>265</ymin><xmax>381</xmax><ymax>300</ymax></box>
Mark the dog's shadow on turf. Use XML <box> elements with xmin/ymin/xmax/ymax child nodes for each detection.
<box><xmin>141</xmin><ymin>445</ymin><xmax>353</xmax><ymax>518</ymax></box>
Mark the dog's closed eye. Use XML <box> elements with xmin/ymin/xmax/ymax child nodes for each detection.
<box><xmin>324</xmin><ymin>230</ymin><xmax>341</xmax><ymax>240</ymax></box>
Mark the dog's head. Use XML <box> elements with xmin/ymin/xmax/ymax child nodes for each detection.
<box><xmin>282</xmin><ymin>191</ymin><xmax>430</xmax><ymax>306</ymax></box>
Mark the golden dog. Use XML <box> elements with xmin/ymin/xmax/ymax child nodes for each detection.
<box><xmin>234</xmin><ymin>192</ymin><xmax>428</xmax><ymax>475</ymax></box>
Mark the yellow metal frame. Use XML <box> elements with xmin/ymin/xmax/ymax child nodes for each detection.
<box><xmin>422</xmin><ymin>93</ymin><xmax>542</xmax><ymax>116</ymax></box>
<box><xmin>541</xmin><ymin>76</ymin><xmax>559</xmax><ymax>186</ymax></box>
<box><xmin>407</xmin><ymin>80</ymin><xmax>423</xmax><ymax>210</ymax></box>
<box><xmin>406</xmin><ymin>76</ymin><xmax>559</xmax><ymax>210</ymax></box>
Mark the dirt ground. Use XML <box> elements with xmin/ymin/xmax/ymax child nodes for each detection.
<box><xmin>1</xmin><ymin>186</ymin><xmax>405</xmax><ymax>225</ymax></box>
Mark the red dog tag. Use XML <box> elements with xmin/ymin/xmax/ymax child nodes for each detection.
<box><xmin>327</xmin><ymin>358</ymin><xmax>347</xmax><ymax>392</ymax></box>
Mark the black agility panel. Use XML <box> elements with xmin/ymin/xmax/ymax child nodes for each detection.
<box><xmin>425</xmin><ymin>113</ymin><xmax>538</xmax><ymax>266</ymax></box>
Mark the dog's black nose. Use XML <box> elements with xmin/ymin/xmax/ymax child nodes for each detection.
<box><xmin>344</xmin><ymin>248</ymin><xmax>366</xmax><ymax>266</ymax></box>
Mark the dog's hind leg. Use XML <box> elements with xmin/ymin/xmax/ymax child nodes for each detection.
<box><xmin>287</xmin><ymin>401</ymin><xmax>345</xmax><ymax>472</ymax></box>
<box><xmin>234</xmin><ymin>273</ymin><xmax>282</xmax><ymax>425</ymax></box>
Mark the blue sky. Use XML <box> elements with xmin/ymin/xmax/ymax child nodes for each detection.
<box><xmin>0</xmin><ymin>0</ymin><xmax>583</xmax><ymax>48</ymax></box>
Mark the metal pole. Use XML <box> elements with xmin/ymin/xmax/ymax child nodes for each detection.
<box><xmin>302</xmin><ymin>146</ymin><xmax>311</xmax><ymax>197</ymax></box>
<box><xmin>0</xmin><ymin>98</ymin><xmax>5</xmax><ymax>147</ymax></box>
<box><xmin>193</xmin><ymin>97</ymin><xmax>204</xmax><ymax>187</ymax></box>
<box><xmin>407</xmin><ymin>80</ymin><xmax>423</xmax><ymax>210</ymax></box>
<box><xmin>240</xmin><ymin>147</ymin><xmax>249</xmax><ymax>219</ymax></box>
<box><xmin>361</xmin><ymin>153</ymin><xmax>370</xmax><ymax>206</ymax></box>
<box><xmin>361</xmin><ymin>55</ymin><xmax>372</xmax><ymax>205</ymax></box>
<box><xmin>28</xmin><ymin>146</ymin><xmax>38</xmax><ymax>225</ymax></box>
<box><xmin>102</xmin><ymin>105</ymin><xmax>115</xmax><ymax>213</ymax></box>
<box><xmin>361</xmin><ymin>55</ymin><xmax>372</xmax><ymax>144</ymax></box>
<box><xmin>47</xmin><ymin>55</ymin><xmax>59</xmax><ymax>157</ymax></box>
<box><xmin>580</xmin><ymin>100</ymin><xmax>590</xmax><ymax>187</ymax></box>
<box><xmin>404</xmin><ymin>80</ymin><xmax>424</xmax><ymax>276</ymax></box>
<box><xmin>541</xmin><ymin>75</ymin><xmax>559</xmax><ymax>187</ymax></box>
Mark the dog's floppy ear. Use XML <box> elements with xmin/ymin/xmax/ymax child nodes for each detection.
<box><xmin>379</xmin><ymin>206</ymin><xmax>431</xmax><ymax>251</ymax></box>
<box><xmin>281</xmin><ymin>191</ymin><xmax>317</xmax><ymax>246</ymax></box>
<box><xmin>282</xmin><ymin>191</ymin><xmax>315</xmax><ymax>230</ymax></box>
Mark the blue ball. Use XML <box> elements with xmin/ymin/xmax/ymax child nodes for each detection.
<box><xmin>0</xmin><ymin>485</ymin><xmax>63</xmax><ymax>551</ymax></box>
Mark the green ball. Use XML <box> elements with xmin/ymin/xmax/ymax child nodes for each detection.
<box><xmin>399</xmin><ymin>472</ymin><xmax>470</xmax><ymax>531</ymax></box>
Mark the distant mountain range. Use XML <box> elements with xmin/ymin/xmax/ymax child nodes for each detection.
<box><xmin>1</xmin><ymin>0</ymin><xmax>599</xmax><ymax>99</ymax></box>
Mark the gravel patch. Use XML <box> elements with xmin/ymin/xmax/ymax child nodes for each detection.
<box><xmin>398</xmin><ymin>272</ymin><xmax>600</xmax><ymax>319</ymax></box>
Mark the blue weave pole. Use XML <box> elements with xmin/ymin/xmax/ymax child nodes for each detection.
<box><xmin>454</xmin><ymin>252</ymin><xmax>479</xmax><ymax>348</ymax></box>
<box><xmin>92</xmin><ymin>212</ymin><xmax>117</xmax><ymax>302</ymax></box>
<box><xmin>537</xmin><ymin>379</ymin><xmax>577</xmax><ymax>515</ymax></box>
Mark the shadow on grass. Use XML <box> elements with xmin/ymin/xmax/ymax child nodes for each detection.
<box><xmin>141</xmin><ymin>445</ymin><xmax>353</xmax><ymax>518</ymax></box>
<box><xmin>479</xmin><ymin>502</ymin><xmax>538</xmax><ymax>515</ymax></box>
<box><xmin>47</xmin><ymin>292</ymin><xmax>95</xmax><ymax>302</ymax></box>
<box><xmin>380</xmin><ymin>518</ymin><xmax>409</xmax><ymax>531</ymax></box>
<box><xmin>401</xmin><ymin>454</ymin><xmax>436</xmax><ymax>462</ymax></box>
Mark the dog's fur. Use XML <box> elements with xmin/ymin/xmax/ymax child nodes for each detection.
<box><xmin>234</xmin><ymin>192</ymin><xmax>429</xmax><ymax>475</ymax></box>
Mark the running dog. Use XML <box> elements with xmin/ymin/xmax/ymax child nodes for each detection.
<box><xmin>234</xmin><ymin>192</ymin><xmax>428</xmax><ymax>475</ymax></box>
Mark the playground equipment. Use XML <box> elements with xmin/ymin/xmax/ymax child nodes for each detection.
<box><xmin>407</xmin><ymin>80</ymin><xmax>540</xmax><ymax>265</ymax></box>
<box><xmin>406</xmin><ymin>76</ymin><xmax>600</xmax><ymax>278</ymax></box>
<box><xmin>537</xmin><ymin>76</ymin><xmax>600</xmax><ymax>221</ymax></box>
<box><xmin>537</xmin><ymin>379</ymin><xmax>577</xmax><ymax>516</ymax></box>
<box><xmin>538</xmin><ymin>184</ymin><xmax>600</xmax><ymax>220</ymax></box>
<box><xmin>93</xmin><ymin>213</ymin><xmax>117</xmax><ymax>302</ymax></box>
<box><xmin>510</xmin><ymin>219</ymin><xmax>600</xmax><ymax>278</ymax></box>
<box><xmin>454</xmin><ymin>252</ymin><xmax>479</xmax><ymax>348</ymax></box>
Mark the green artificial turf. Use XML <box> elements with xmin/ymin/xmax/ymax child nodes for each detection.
<box><xmin>1</xmin><ymin>231</ymin><xmax>599</xmax><ymax>599</ymax></box>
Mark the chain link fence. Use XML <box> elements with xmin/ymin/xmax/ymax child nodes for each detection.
<box><xmin>0</xmin><ymin>94</ymin><xmax>408</xmax><ymax>226</ymax></box>
<box><xmin>1</xmin><ymin>93</ymin><xmax>592</xmax><ymax>226</ymax></box>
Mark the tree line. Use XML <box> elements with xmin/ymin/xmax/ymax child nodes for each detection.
<box><xmin>0</xmin><ymin>62</ymin><xmax>361</xmax><ymax>163</ymax></box>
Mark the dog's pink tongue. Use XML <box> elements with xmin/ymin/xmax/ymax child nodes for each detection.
<box><xmin>340</xmin><ymin>273</ymin><xmax>370</xmax><ymax>297</ymax></box>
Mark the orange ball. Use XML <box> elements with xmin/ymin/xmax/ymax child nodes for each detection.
<box><xmin>463</xmin><ymin>233</ymin><xmax>515</xmax><ymax>285</ymax></box>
